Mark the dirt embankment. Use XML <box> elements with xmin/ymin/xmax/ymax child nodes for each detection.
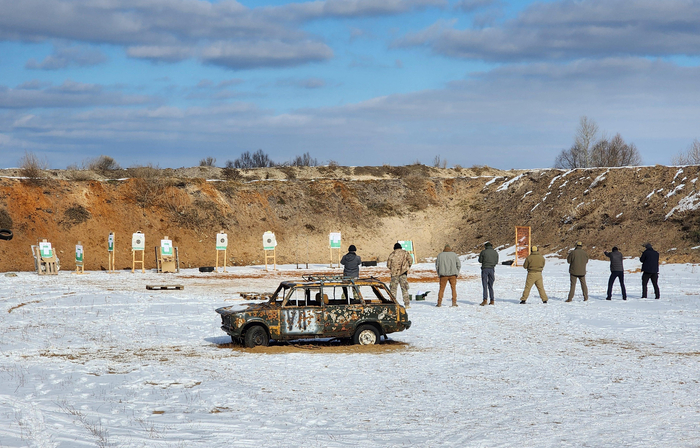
<box><xmin>0</xmin><ymin>164</ymin><xmax>698</xmax><ymax>272</ymax></box>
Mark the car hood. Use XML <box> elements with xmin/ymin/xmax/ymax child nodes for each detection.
<box><xmin>216</xmin><ymin>302</ymin><xmax>272</xmax><ymax>315</ymax></box>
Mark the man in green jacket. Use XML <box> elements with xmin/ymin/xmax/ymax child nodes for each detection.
<box><xmin>478</xmin><ymin>242</ymin><xmax>499</xmax><ymax>306</ymax></box>
<box><xmin>566</xmin><ymin>242</ymin><xmax>589</xmax><ymax>302</ymax></box>
<box><xmin>435</xmin><ymin>244</ymin><xmax>461</xmax><ymax>307</ymax></box>
<box><xmin>519</xmin><ymin>245</ymin><xmax>548</xmax><ymax>304</ymax></box>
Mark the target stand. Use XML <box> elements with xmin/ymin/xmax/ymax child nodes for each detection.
<box><xmin>132</xmin><ymin>231</ymin><xmax>146</xmax><ymax>273</ymax></box>
<box><xmin>215</xmin><ymin>231</ymin><xmax>228</xmax><ymax>273</ymax></box>
<box><xmin>263</xmin><ymin>231</ymin><xmax>277</xmax><ymax>271</ymax></box>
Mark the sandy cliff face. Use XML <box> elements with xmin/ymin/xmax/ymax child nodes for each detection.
<box><xmin>0</xmin><ymin>164</ymin><xmax>698</xmax><ymax>272</ymax></box>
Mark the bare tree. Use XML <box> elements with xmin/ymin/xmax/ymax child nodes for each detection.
<box><xmin>555</xmin><ymin>116</ymin><xmax>599</xmax><ymax>169</ymax></box>
<box><xmin>199</xmin><ymin>156</ymin><xmax>216</xmax><ymax>167</ymax></box>
<box><xmin>233</xmin><ymin>149</ymin><xmax>275</xmax><ymax>168</ymax></box>
<box><xmin>290</xmin><ymin>152</ymin><xmax>318</xmax><ymax>167</ymax></box>
<box><xmin>672</xmin><ymin>139</ymin><xmax>700</xmax><ymax>165</ymax></box>
<box><xmin>590</xmin><ymin>133</ymin><xmax>642</xmax><ymax>167</ymax></box>
<box><xmin>555</xmin><ymin>117</ymin><xmax>641</xmax><ymax>168</ymax></box>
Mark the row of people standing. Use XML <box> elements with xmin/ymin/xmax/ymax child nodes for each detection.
<box><xmin>518</xmin><ymin>242</ymin><xmax>660</xmax><ymax>303</ymax></box>
<box><xmin>341</xmin><ymin>241</ymin><xmax>661</xmax><ymax>306</ymax></box>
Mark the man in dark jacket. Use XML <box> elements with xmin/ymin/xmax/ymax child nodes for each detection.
<box><xmin>566</xmin><ymin>242</ymin><xmax>589</xmax><ymax>302</ymax></box>
<box><xmin>478</xmin><ymin>242</ymin><xmax>499</xmax><ymax>306</ymax></box>
<box><xmin>341</xmin><ymin>245</ymin><xmax>361</xmax><ymax>278</ymax></box>
<box><xmin>604</xmin><ymin>246</ymin><xmax>627</xmax><ymax>300</ymax></box>
<box><xmin>640</xmin><ymin>243</ymin><xmax>660</xmax><ymax>299</ymax></box>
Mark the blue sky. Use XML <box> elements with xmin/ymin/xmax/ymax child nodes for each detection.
<box><xmin>1</xmin><ymin>0</ymin><xmax>699</xmax><ymax>169</ymax></box>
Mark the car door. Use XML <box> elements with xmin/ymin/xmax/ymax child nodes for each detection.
<box><xmin>280</xmin><ymin>286</ymin><xmax>324</xmax><ymax>337</ymax></box>
<box><xmin>323</xmin><ymin>285</ymin><xmax>364</xmax><ymax>336</ymax></box>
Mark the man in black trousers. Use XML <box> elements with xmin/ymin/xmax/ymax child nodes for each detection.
<box><xmin>604</xmin><ymin>246</ymin><xmax>627</xmax><ymax>300</ymax></box>
<box><xmin>640</xmin><ymin>243</ymin><xmax>660</xmax><ymax>299</ymax></box>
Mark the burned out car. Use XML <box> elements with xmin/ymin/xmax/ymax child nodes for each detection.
<box><xmin>216</xmin><ymin>276</ymin><xmax>411</xmax><ymax>347</ymax></box>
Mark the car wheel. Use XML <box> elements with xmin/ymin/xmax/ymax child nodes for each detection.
<box><xmin>244</xmin><ymin>325</ymin><xmax>269</xmax><ymax>348</ymax></box>
<box><xmin>353</xmin><ymin>324</ymin><xmax>379</xmax><ymax>345</ymax></box>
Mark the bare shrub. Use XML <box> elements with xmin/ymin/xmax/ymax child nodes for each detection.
<box><xmin>61</xmin><ymin>205</ymin><xmax>91</xmax><ymax>228</ymax></box>
<box><xmin>88</xmin><ymin>155</ymin><xmax>121</xmax><ymax>172</ymax></box>
<box><xmin>19</xmin><ymin>151</ymin><xmax>48</xmax><ymax>183</ymax></box>
<box><xmin>233</xmin><ymin>149</ymin><xmax>275</xmax><ymax>168</ymax></box>
<box><xmin>327</xmin><ymin>160</ymin><xmax>339</xmax><ymax>167</ymax></box>
<box><xmin>279</xmin><ymin>166</ymin><xmax>297</xmax><ymax>180</ymax></box>
<box><xmin>590</xmin><ymin>134</ymin><xmax>642</xmax><ymax>167</ymax></box>
<box><xmin>128</xmin><ymin>164</ymin><xmax>161</xmax><ymax>179</ymax></box>
<box><xmin>199</xmin><ymin>156</ymin><xmax>216</xmax><ymax>167</ymax></box>
<box><xmin>289</xmin><ymin>152</ymin><xmax>318</xmax><ymax>167</ymax></box>
<box><xmin>432</xmin><ymin>155</ymin><xmax>447</xmax><ymax>169</ymax></box>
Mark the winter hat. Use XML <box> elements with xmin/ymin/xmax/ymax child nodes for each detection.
<box><xmin>485</xmin><ymin>242</ymin><xmax>493</xmax><ymax>248</ymax></box>
<box><xmin>531</xmin><ymin>245</ymin><xmax>538</xmax><ymax>252</ymax></box>
<box><xmin>393</xmin><ymin>242</ymin><xmax>402</xmax><ymax>250</ymax></box>
<box><xmin>348</xmin><ymin>245</ymin><xmax>357</xmax><ymax>252</ymax></box>
<box><xmin>612</xmin><ymin>246</ymin><xmax>619</xmax><ymax>251</ymax></box>
<box><xmin>576</xmin><ymin>241</ymin><xmax>582</xmax><ymax>247</ymax></box>
<box><xmin>644</xmin><ymin>243</ymin><xmax>653</xmax><ymax>250</ymax></box>
<box><xmin>444</xmin><ymin>244</ymin><xmax>452</xmax><ymax>251</ymax></box>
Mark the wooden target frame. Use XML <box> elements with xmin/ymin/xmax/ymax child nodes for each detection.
<box><xmin>514</xmin><ymin>226</ymin><xmax>531</xmax><ymax>267</ymax></box>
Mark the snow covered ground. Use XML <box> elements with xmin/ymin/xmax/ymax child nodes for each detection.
<box><xmin>1</xmin><ymin>253</ymin><xmax>699</xmax><ymax>447</ymax></box>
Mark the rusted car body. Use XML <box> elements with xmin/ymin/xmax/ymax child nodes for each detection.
<box><xmin>216</xmin><ymin>276</ymin><xmax>411</xmax><ymax>346</ymax></box>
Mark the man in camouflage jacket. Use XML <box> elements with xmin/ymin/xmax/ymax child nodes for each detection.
<box><xmin>387</xmin><ymin>242</ymin><xmax>413</xmax><ymax>308</ymax></box>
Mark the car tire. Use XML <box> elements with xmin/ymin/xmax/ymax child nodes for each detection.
<box><xmin>353</xmin><ymin>324</ymin><xmax>379</xmax><ymax>345</ymax></box>
<box><xmin>244</xmin><ymin>325</ymin><xmax>269</xmax><ymax>348</ymax></box>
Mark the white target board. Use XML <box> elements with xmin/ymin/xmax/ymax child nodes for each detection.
<box><xmin>216</xmin><ymin>233</ymin><xmax>228</xmax><ymax>250</ymax></box>
<box><xmin>263</xmin><ymin>231</ymin><xmax>277</xmax><ymax>250</ymax></box>
<box><xmin>75</xmin><ymin>244</ymin><xmax>84</xmax><ymax>263</ymax></box>
<box><xmin>160</xmin><ymin>239</ymin><xmax>173</xmax><ymax>256</ymax></box>
<box><xmin>39</xmin><ymin>241</ymin><xmax>53</xmax><ymax>258</ymax></box>
<box><xmin>132</xmin><ymin>232</ymin><xmax>145</xmax><ymax>250</ymax></box>
<box><xmin>329</xmin><ymin>232</ymin><xmax>342</xmax><ymax>249</ymax></box>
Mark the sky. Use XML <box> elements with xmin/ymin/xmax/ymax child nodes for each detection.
<box><xmin>1</xmin><ymin>0</ymin><xmax>700</xmax><ymax>170</ymax></box>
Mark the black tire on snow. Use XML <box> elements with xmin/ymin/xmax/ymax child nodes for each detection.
<box><xmin>353</xmin><ymin>324</ymin><xmax>379</xmax><ymax>345</ymax></box>
<box><xmin>244</xmin><ymin>325</ymin><xmax>269</xmax><ymax>348</ymax></box>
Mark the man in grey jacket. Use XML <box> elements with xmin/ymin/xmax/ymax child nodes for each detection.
<box><xmin>435</xmin><ymin>244</ymin><xmax>461</xmax><ymax>307</ymax></box>
<box><xmin>604</xmin><ymin>246</ymin><xmax>626</xmax><ymax>300</ymax></box>
<box><xmin>340</xmin><ymin>245</ymin><xmax>361</xmax><ymax>278</ymax></box>
<box><xmin>478</xmin><ymin>242</ymin><xmax>499</xmax><ymax>306</ymax></box>
<box><xmin>566</xmin><ymin>242</ymin><xmax>589</xmax><ymax>302</ymax></box>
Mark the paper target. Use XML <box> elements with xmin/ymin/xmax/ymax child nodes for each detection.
<box><xmin>263</xmin><ymin>231</ymin><xmax>277</xmax><ymax>250</ymax></box>
<box><xmin>75</xmin><ymin>245</ymin><xmax>84</xmax><ymax>262</ymax></box>
<box><xmin>216</xmin><ymin>233</ymin><xmax>228</xmax><ymax>250</ymax></box>
<box><xmin>132</xmin><ymin>232</ymin><xmax>145</xmax><ymax>250</ymax></box>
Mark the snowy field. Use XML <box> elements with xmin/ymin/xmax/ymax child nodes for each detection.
<box><xmin>1</xmin><ymin>253</ymin><xmax>699</xmax><ymax>447</ymax></box>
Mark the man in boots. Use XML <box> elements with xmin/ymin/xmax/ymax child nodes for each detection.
<box><xmin>566</xmin><ymin>242</ymin><xmax>589</xmax><ymax>302</ymax></box>
<box><xmin>640</xmin><ymin>243</ymin><xmax>660</xmax><ymax>299</ymax></box>
<box><xmin>478</xmin><ymin>242</ymin><xmax>499</xmax><ymax>305</ymax></box>
<box><xmin>519</xmin><ymin>245</ymin><xmax>548</xmax><ymax>304</ymax></box>
<box><xmin>387</xmin><ymin>242</ymin><xmax>413</xmax><ymax>308</ymax></box>
<box><xmin>435</xmin><ymin>244</ymin><xmax>461</xmax><ymax>307</ymax></box>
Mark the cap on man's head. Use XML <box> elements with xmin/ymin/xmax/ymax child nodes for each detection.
<box><xmin>393</xmin><ymin>242</ymin><xmax>402</xmax><ymax>250</ymax></box>
<box><xmin>644</xmin><ymin>243</ymin><xmax>653</xmax><ymax>249</ymax></box>
<box><xmin>444</xmin><ymin>244</ymin><xmax>452</xmax><ymax>251</ymax></box>
<box><xmin>485</xmin><ymin>242</ymin><xmax>493</xmax><ymax>247</ymax></box>
<box><xmin>612</xmin><ymin>246</ymin><xmax>618</xmax><ymax>251</ymax></box>
<box><xmin>348</xmin><ymin>244</ymin><xmax>357</xmax><ymax>252</ymax></box>
<box><xmin>576</xmin><ymin>241</ymin><xmax>582</xmax><ymax>247</ymax></box>
<box><xmin>531</xmin><ymin>245</ymin><xmax>538</xmax><ymax>252</ymax></box>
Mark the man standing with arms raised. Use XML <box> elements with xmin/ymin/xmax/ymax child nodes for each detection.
<box><xmin>566</xmin><ymin>242</ymin><xmax>589</xmax><ymax>302</ymax></box>
<box><xmin>478</xmin><ymin>242</ymin><xmax>499</xmax><ymax>306</ymax></box>
<box><xmin>435</xmin><ymin>244</ymin><xmax>461</xmax><ymax>307</ymax></box>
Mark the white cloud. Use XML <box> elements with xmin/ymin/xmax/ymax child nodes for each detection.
<box><xmin>396</xmin><ymin>0</ymin><xmax>700</xmax><ymax>61</ymax></box>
